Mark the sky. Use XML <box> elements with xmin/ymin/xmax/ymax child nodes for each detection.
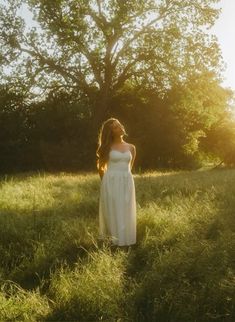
<box><xmin>210</xmin><ymin>0</ymin><xmax>235</xmax><ymax>91</ymax></box>
<box><xmin>4</xmin><ymin>0</ymin><xmax>235</xmax><ymax>92</ymax></box>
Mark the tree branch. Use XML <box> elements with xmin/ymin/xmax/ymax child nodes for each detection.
<box><xmin>113</xmin><ymin>56</ymin><xmax>144</xmax><ymax>90</ymax></box>
<box><xmin>112</xmin><ymin>3</ymin><xmax>173</xmax><ymax>67</ymax></box>
<box><xmin>17</xmin><ymin>44</ymin><xmax>92</xmax><ymax>96</ymax></box>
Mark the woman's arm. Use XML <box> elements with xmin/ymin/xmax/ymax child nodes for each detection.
<box><xmin>130</xmin><ymin>144</ymin><xmax>136</xmax><ymax>170</ymax></box>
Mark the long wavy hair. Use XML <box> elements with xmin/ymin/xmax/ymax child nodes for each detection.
<box><xmin>96</xmin><ymin>118</ymin><xmax>128</xmax><ymax>171</ymax></box>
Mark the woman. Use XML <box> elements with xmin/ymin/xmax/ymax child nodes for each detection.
<box><xmin>96</xmin><ymin>118</ymin><xmax>137</xmax><ymax>246</ymax></box>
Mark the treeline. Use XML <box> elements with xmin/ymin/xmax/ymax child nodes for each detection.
<box><xmin>0</xmin><ymin>71</ymin><xmax>234</xmax><ymax>173</ymax></box>
<box><xmin>1</xmin><ymin>0</ymin><xmax>235</xmax><ymax>173</ymax></box>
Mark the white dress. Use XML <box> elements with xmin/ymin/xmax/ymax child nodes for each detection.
<box><xmin>99</xmin><ymin>149</ymin><xmax>136</xmax><ymax>246</ymax></box>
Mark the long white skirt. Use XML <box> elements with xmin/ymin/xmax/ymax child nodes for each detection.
<box><xmin>99</xmin><ymin>170</ymin><xmax>136</xmax><ymax>246</ymax></box>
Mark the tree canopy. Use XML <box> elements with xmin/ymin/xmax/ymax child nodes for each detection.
<box><xmin>0</xmin><ymin>0</ymin><xmax>222</xmax><ymax>127</ymax></box>
<box><xmin>1</xmin><ymin>0</ymin><xmax>235</xmax><ymax>173</ymax></box>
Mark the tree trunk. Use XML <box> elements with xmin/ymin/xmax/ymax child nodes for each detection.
<box><xmin>92</xmin><ymin>88</ymin><xmax>112</xmax><ymax>133</ymax></box>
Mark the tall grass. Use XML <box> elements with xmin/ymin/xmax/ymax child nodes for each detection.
<box><xmin>0</xmin><ymin>169</ymin><xmax>235</xmax><ymax>321</ymax></box>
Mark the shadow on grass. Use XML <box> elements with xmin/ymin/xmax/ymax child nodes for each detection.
<box><xmin>1</xmin><ymin>169</ymin><xmax>235</xmax><ymax>321</ymax></box>
<box><xmin>1</xmin><ymin>168</ymin><xmax>235</xmax><ymax>290</ymax></box>
<box><xmin>0</xmin><ymin>171</ymin><xmax>100</xmax><ymax>293</ymax></box>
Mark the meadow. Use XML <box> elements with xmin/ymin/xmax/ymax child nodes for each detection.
<box><xmin>0</xmin><ymin>168</ymin><xmax>235</xmax><ymax>322</ymax></box>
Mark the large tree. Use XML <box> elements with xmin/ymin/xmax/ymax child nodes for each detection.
<box><xmin>0</xmin><ymin>0</ymin><xmax>222</xmax><ymax>129</ymax></box>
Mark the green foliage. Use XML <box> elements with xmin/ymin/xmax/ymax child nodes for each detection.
<box><xmin>0</xmin><ymin>85</ymin><xmax>28</xmax><ymax>172</ymax></box>
<box><xmin>109</xmin><ymin>74</ymin><xmax>234</xmax><ymax>169</ymax></box>
<box><xmin>0</xmin><ymin>0</ymin><xmax>222</xmax><ymax>108</ymax></box>
<box><xmin>0</xmin><ymin>1</ymin><xmax>234</xmax><ymax>172</ymax></box>
<box><xmin>201</xmin><ymin>117</ymin><xmax>235</xmax><ymax>166</ymax></box>
<box><xmin>164</xmin><ymin>71</ymin><xmax>234</xmax><ymax>166</ymax></box>
<box><xmin>25</xmin><ymin>90</ymin><xmax>94</xmax><ymax>171</ymax></box>
<box><xmin>0</xmin><ymin>87</ymin><xmax>95</xmax><ymax>172</ymax></box>
<box><xmin>0</xmin><ymin>72</ymin><xmax>234</xmax><ymax>172</ymax></box>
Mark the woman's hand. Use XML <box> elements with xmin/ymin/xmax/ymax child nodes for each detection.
<box><xmin>99</xmin><ymin>168</ymin><xmax>104</xmax><ymax>180</ymax></box>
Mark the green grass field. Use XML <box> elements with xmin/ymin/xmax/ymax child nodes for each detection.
<box><xmin>0</xmin><ymin>169</ymin><xmax>235</xmax><ymax>321</ymax></box>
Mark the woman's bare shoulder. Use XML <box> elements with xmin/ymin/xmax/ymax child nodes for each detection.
<box><xmin>118</xmin><ymin>141</ymin><xmax>136</xmax><ymax>152</ymax></box>
<box><xmin>127</xmin><ymin>143</ymin><xmax>136</xmax><ymax>152</ymax></box>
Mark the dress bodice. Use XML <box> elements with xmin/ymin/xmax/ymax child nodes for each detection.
<box><xmin>106</xmin><ymin>150</ymin><xmax>132</xmax><ymax>173</ymax></box>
